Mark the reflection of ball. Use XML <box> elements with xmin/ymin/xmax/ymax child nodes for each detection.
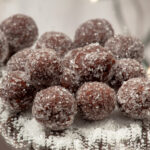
<box><xmin>61</xmin><ymin>44</ymin><xmax>115</xmax><ymax>92</ymax></box>
<box><xmin>0</xmin><ymin>71</ymin><xmax>35</xmax><ymax>112</ymax></box>
<box><xmin>109</xmin><ymin>58</ymin><xmax>145</xmax><ymax>89</ymax></box>
<box><xmin>76</xmin><ymin>82</ymin><xmax>116</xmax><ymax>121</ymax></box>
<box><xmin>0</xmin><ymin>30</ymin><xmax>9</xmax><ymax>64</ymax></box>
<box><xmin>1</xmin><ymin>114</ymin><xmax>28</xmax><ymax>149</ymax></box>
<box><xmin>7</xmin><ymin>48</ymin><xmax>32</xmax><ymax>71</ymax></box>
<box><xmin>0</xmin><ymin>14</ymin><xmax>38</xmax><ymax>53</ymax></box>
<box><xmin>105</xmin><ymin>35</ymin><xmax>144</xmax><ymax>62</ymax></box>
<box><xmin>117</xmin><ymin>77</ymin><xmax>150</xmax><ymax>119</ymax></box>
<box><xmin>36</xmin><ymin>32</ymin><xmax>72</xmax><ymax>56</ymax></box>
<box><xmin>25</xmin><ymin>49</ymin><xmax>62</xmax><ymax>88</ymax></box>
<box><xmin>74</xmin><ymin>18</ymin><xmax>114</xmax><ymax>48</ymax></box>
<box><xmin>32</xmin><ymin>86</ymin><xmax>77</xmax><ymax>131</ymax></box>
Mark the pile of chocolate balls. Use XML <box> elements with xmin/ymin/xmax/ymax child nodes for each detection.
<box><xmin>0</xmin><ymin>14</ymin><xmax>149</xmax><ymax>131</ymax></box>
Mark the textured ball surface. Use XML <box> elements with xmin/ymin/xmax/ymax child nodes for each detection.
<box><xmin>7</xmin><ymin>48</ymin><xmax>32</xmax><ymax>71</ymax></box>
<box><xmin>32</xmin><ymin>86</ymin><xmax>77</xmax><ymax>131</ymax></box>
<box><xmin>105</xmin><ymin>35</ymin><xmax>144</xmax><ymax>62</ymax></box>
<box><xmin>0</xmin><ymin>14</ymin><xmax>38</xmax><ymax>53</ymax></box>
<box><xmin>0</xmin><ymin>30</ymin><xmax>9</xmax><ymax>64</ymax></box>
<box><xmin>25</xmin><ymin>48</ymin><xmax>62</xmax><ymax>88</ymax></box>
<box><xmin>109</xmin><ymin>58</ymin><xmax>145</xmax><ymax>89</ymax></box>
<box><xmin>74</xmin><ymin>18</ymin><xmax>114</xmax><ymax>48</ymax></box>
<box><xmin>61</xmin><ymin>43</ymin><xmax>115</xmax><ymax>92</ymax></box>
<box><xmin>117</xmin><ymin>78</ymin><xmax>150</xmax><ymax>119</ymax></box>
<box><xmin>36</xmin><ymin>32</ymin><xmax>72</xmax><ymax>56</ymax></box>
<box><xmin>0</xmin><ymin>71</ymin><xmax>35</xmax><ymax>112</ymax></box>
<box><xmin>76</xmin><ymin>82</ymin><xmax>116</xmax><ymax>121</ymax></box>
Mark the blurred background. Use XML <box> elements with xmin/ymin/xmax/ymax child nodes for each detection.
<box><xmin>0</xmin><ymin>0</ymin><xmax>150</xmax><ymax>149</ymax></box>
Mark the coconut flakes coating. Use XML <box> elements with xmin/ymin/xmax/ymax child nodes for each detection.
<box><xmin>7</xmin><ymin>48</ymin><xmax>32</xmax><ymax>71</ymax></box>
<box><xmin>36</xmin><ymin>31</ymin><xmax>72</xmax><ymax>57</ymax></box>
<box><xmin>109</xmin><ymin>58</ymin><xmax>146</xmax><ymax>90</ymax></box>
<box><xmin>76</xmin><ymin>82</ymin><xmax>116</xmax><ymax>121</ymax></box>
<box><xmin>32</xmin><ymin>86</ymin><xmax>77</xmax><ymax>131</ymax></box>
<box><xmin>105</xmin><ymin>35</ymin><xmax>144</xmax><ymax>62</ymax></box>
<box><xmin>0</xmin><ymin>71</ymin><xmax>35</xmax><ymax>112</ymax></box>
<box><xmin>0</xmin><ymin>14</ymin><xmax>38</xmax><ymax>53</ymax></box>
<box><xmin>0</xmin><ymin>29</ymin><xmax>9</xmax><ymax>65</ymax></box>
<box><xmin>74</xmin><ymin>18</ymin><xmax>114</xmax><ymax>48</ymax></box>
<box><xmin>117</xmin><ymin>77</ymin><xmax>150</xmax><ymax>119</ymax></box>
<box><xmin>61</xmin><ymin>43</ymin><xmax>115</xmax><ymax>92</ymax></box>
<box><xmin>25</xmin><ymin>48</ymin><xmax>62</xmax><ymax>88</ymax></box>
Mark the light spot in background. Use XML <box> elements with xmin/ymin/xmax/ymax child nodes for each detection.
<box><xmin>90</xmin><ymin>0</ymin><xmax>99</xmax><ymax>3</ymax></box>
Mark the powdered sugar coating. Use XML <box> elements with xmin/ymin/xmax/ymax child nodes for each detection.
<box><xmin>61</xmin><ymin>43</ymin><xmax>115</xmax><ymax>92</ymax></box>
<box><xmin>25</xmin><ymin>48</ymin><xmax>62</xmax><ymax>88</ymax></box>
<box><xmin>32</xmin><ymin>86</ymin><xmax>77</xmax><ymax>131</ymax></box>
<box><xmin>105</xmin><ymin>35</ymin><xmax>144</xmax><ymax>62</ymax></box>
<box><xmin>7</xmin><ymin>48</ymin><xmax>32</xmax><ymax>71</ymax></box>
<box><xmin>74</xmin><ymin>18</ymin><xmax>114</xmax><ymax>48</ymax></box>
<box><xmin>0</xmin><ymin>71</ymin><xmax>35</xmax><ymax>112</ymax></box>
<box><xmin>0</xmin><ymin>14</ymin><xmax>38</xmax><ymax>53</ymax></box>
<box><xmin>109</xmin><ymin>58</ymin><xmax>146</xmax><ymax>89</ymax></box>
<box><xmin>76</xmin><ymin>82</ymin><xmax>116</xmax><ymax>121</ymax></box>
<box><xmin>36</xmin><ymin>32</ymin><xmax>72</xmax><ymax>56</ymax></box>
<box><xmin>117</xmin><ymin>77</ymin><xmax>150</xmax><ymax>119</ymax></box>
<box><xmin>0</xmin><ymin>30</ymin><xmax>9</xmax><ymax>64</ymax></box>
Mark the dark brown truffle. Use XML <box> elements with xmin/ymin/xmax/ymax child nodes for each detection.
<box><xmin>0</xmin><ymin>71</ymin><xmax>35</xmax><ymax>112</ymax></box>
<box><xmin>74</xmin><ymin>18</ymin><xmax>114</xmax><ymax>48</ymax></box>
<box><xmin>61</xmin><ymin>43</ymin><xmax>115</xmax><ymax>92</ymax></box>
<box><xmin>36</xmin><ymin>31</ymin><xmax>72</xmax><ymax>56</ymax></box>
<box><xmin>32</xmin><ymin>86</ymin><xmax>77</xmax><ymax>131</ymax></box>
<box><xmin>0</xmin><ymin>14</ymin><xmax>38</xmax><ymax>54</ymax></box>
<box><xmin>105</xmin><ymin>35</ymin><xmax>144</xmax><ymax>62</ymax></box>
<box><xmin>76</xmin><ymin>82</ymin><xmax>116</xmax><ymax>121</ymax></box>
<box><xmin>25</xmin><ymin>48</ymin><xmax>62</xmax><ymax>88</ymax></box>
<box><xmin>117</xmin><ymin>77</ymin><xmax>150</xmax><ymax>119</ymax></box>
<box><xmin>7</xmin><ymin>48</ymin><xmax>32</xmax><ymax>71</ymax></box>
<box><xmin>0</xmin><ymin>30</ymin><xmax>9</xmax><ymax>65</ymax></box>
<box><xmin>109</xmin><ymin>58</ymin><xmax>145</xmax><ymax>89</ymax></box>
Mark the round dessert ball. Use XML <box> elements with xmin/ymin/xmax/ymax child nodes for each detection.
<box><xmin>105</xmin><ymin>35</ymin><xmax>144</xmax><ymax>62</ymax></box>
<box><xmin>117</xmin><ymin>77</ymin><xmax>150</xmax><ymax>119</ymax></box>
<box><xmin>25</xmin><ymin>48</ymin><xmax>62</xmax><ymax>88</ymax></box>
<box><xmin>74</xmin><ymin>18</ymin><xmax>114</xmax><ymax>48</ymax></box>
<box><xmin>0</xmin><ymin>71</ymin><xmax>35</xmax><ymax>112</ymax></box>
<box><xmin>32</xmin><ymin>86</ymin><xmax>77</xmax><ymax>131</ymax></box>
<box><xmin>0</xmin><ymin>14</ymin><xmax>38</xmax><ymax>53</ymax></box>
<box><xmin>7</xmin><ymin>48</ymin><xmax>32</xmax><ymax>71</ymax></box>
<box><xmin>61</xmin><ymin>43</ymin><xmax>116</xmax><ymax>92</ymax></box>
<box><xmin>109</xmin><ymin>58</ymin><xmax>146</xmax><ymax>89</ymax></box>
<box><xmin>0</xmin><ymin>29</ymin><xmax>9</xmax><ymax>65</ymax></box>
<box><xmin>36</xmin><ymin>31</ymin><xmax>72</xmax><ymax>56</ymax></box>
<box><xmin>76</xmin><ymin>82</ymin><xmax>116</xmax><ymax>121</ymax></box>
